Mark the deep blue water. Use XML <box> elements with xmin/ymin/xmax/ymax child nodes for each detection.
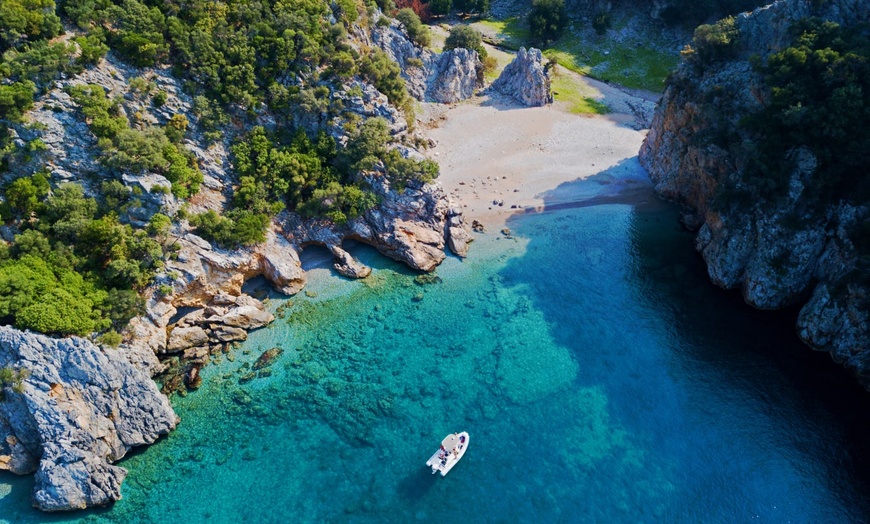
<box><xmin>3</xmin><ymin>159</ymin><xmax>870</xmax><ymax>523</ymax></box>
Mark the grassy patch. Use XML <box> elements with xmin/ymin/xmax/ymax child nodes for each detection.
<box><xmin>545</xmin><ymin>37</ymin><xmax>678</xmax><ymax>92</ymax></box>
<box><xmin>474</xmin><ymin>17</ymin><xmax>529</xmax><ymax>49</ymax></box>
<box><xmin>550</xmin><ymin>69</ymin><xmax>610</xmax><ymax>115</ymax></box>
<box><xmin>477</xmin><ymin>16</ymin><xmax>680</xmax><ymax>92</ymax></box>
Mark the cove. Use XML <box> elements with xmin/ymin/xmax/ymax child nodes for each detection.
<box><xmin>2</xmin><ymin>160</ymin><xmax>870</xmax><ymax>523</ymax></box>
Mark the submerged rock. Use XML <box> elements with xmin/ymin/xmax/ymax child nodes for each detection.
<box><xmin>0</xmin><ymin>326</ymin><xmax>177</xmax><ymax>511</ymax></box>
<box><xmin>253</xmin><ymin>348</ymin><xmax>284</xmax><ymax>371</ymax></box>
<box><xmin>490</xmin><ymin>48</ymin><xmax>552</xmax><ymax>107</ymax></box>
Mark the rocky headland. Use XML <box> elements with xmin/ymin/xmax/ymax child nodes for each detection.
<box><xmin>640</xmin><ymin>0</ymin><xmax>870</xmax><ymax>385</ymax></box>
<box><xmin>0</xmin><ymin>9</ymin><xmax>515</xmax><ymax>511</ymax></box>
<box><xmin>0</xmin><ymin>327</ymin><xmax>177</xmax><ymax>511</ymax></box>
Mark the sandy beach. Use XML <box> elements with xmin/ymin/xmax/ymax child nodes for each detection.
<box><xmin>422</xmin><ymin>78</ymin><xmax>658</xmax><ymax>230</ymax></box>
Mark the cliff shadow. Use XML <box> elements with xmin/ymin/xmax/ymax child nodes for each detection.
<box><xmin>496</xmin><ymin>157</ymin><xmax>870</xmax><ymax>519</ymax></box>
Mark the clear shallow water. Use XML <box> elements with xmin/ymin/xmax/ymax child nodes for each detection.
<box><xmin>3</xmin><ymin>162</ymin><xmax>870</xmax><ymax>523</ymax></box>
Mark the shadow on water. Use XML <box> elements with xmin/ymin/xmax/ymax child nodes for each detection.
<box><xmin>299</xmin><ymin>240</ymin><xmax>420</xmax><ymax>279</ymax></box>
<box><xmin>500</xmin><ymin>158</ymin><xmax>870</xmax><ymax>521</ymax></box>
<box><xmin>395</xmin><ymin>467</ymin><xmax>439</xmax><ymax>501</ymax></box>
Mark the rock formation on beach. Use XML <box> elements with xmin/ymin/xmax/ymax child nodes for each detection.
<box><xmin>371</xmin><ymin>16</ymin><xmax>484</xmax><ymax>103</ymax></box>
<box><xmin>0</xmin><ymin>327</ymin><xmax>177</xmax><ymax>511</ymax></box>
<box><xmin>640</xmin><ymin>0</ymin><xmax>870</xmax><ymax>385</ymax></box>
<box><xmin>490</xmin><ymin>47</ymin><xmax>553</xmax><ymax>107</ymax></box>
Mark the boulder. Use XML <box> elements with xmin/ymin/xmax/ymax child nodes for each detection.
<box><xmin>166</xmin><ymin>326</ymin><xmax>209</xmax><ymax>353</ymax></box>
<box><xmin>0</xmin><ymin>326</ymin><xmax>177</xmax><ymax>511</ymax></box>
<box><xmin>427</xmin><ymin>49</ymin><xmax>484</xmax><ymax>103</ymax></box>
<box><xmin>491</xmin><ymin>47</ymin><xmax>553</xmax><ymax>107</ymax></box>
<box><xmin>258</xmin><ymin>231</ymin><xmax>306</xmax><ymax>295</ymax></box>
<box><xmin>209</xmin><ymin>325</ymin><xmax>248</xmax><ymax>343</ymax></box>
<box><xmin>331</xmin><ymin>245</ymin><xmax>372</xmax><ymax>279</ymax></box>
<box><xmin>371</xmin><ymin>17</ymin><xmax>483</xmax><ymax>104</ymax></box>
<box><xmin>212</xmin><ymin>300</ymin><xmax>274</xmax><ymax>330</ymax></box>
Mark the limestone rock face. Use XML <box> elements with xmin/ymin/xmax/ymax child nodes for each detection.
<box><xmin>331</xmin><ymin>245</ymin><xmax>372</xmax><ymax>279</ymax></box>
<box><xmin>286</xmin><ymin>176</ymin><xmax>467</xmax><ymax>273</ymax></box>
<box><xmin>490</xmin><ymin>48</ymin><xmax>552</xmax><ymax>107</ymax></box>
<box><xmin>0</xmin><ymin>326</ymin><xmax>177</xmax><ymax>511</ymax></box>
<box><xmin>639</xmin><ymin>0</ymin><xmax>870</xmax><ymax>384</ymax></box>
<box><xmin>257</xmin><ymin>232</ymin><xmax>306</xmax><ymax>295</ymax></box>
<box><xmin>372</xmin><ymin>17</ymin><xmax>483</xmax><ymax>103</ymax></box>
<box><xmin>427</xmin><ymin>49</ymin><xmax>484</xmax><ymax>103</ymax></box>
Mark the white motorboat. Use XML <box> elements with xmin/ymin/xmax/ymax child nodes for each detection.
<box><xmin>426</xmin><ymin>432</ymin><xmax>469</xmax><ymax>476</ymax></box>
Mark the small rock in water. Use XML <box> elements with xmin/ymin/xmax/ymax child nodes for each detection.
<box><xmin>412</xmin><ymin>293</ymin><xmax>424</xmax><ymax>302</ymax></box>
<box><xmin>253</xmin><ymin>347</ymin><xmax>284</xmax><ymax>371</ymax></box>
<box><xmin>238</xmin><ymin>371</ymin><xmax>256</xmax><ymax>384</ymax></box>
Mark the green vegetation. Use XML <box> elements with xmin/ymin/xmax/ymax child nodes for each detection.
<box><xmin>550</xmin><ymin>69</ymin><xmax>610</xmax><ymax>115</ymax></box>
<box><xmin>396</xmin><ymin>8</ymin><xmax>431</xmax><ymax>47</ymax></box>
<box><xmin>474</xmin><ymin>15</ymin><xmax>678</xmax><ymax>92</ymax></box>
<box><xmin>683</xmin><ymin>17</ymin><xmax>739</xmax><ymax>64</ymax></box>
<box><xmin>66</xmin><ymin>84</ymin><xmax>203</xmax><ymax>198</ymax></box>
<box><xmin>445</xmin><ymin>25</ymin><xmax>487</xmax><ymax>58</ymax></box>
<box><xmin>0</xmin><ymin>366</ymin><xmax>30</xmax><ymax>399</ymax></box>
<box><xmin>740</xmin><ymin>18</ymin><xmax>870</xmax><ymax>203</ymax></box>
<box><xmin>529</xmin><ymin>0</ymin><xmax>567</xmax><ymax>45</ymax></box>
<box><xmin>0</xmin><ymin>179</ymin><xmax>156</xmax><ymax>335</ymax></box>
<box><xmin>453</xmin><ymin>0</ymin><xmax>488</xmax><ymax>16</ymax></box>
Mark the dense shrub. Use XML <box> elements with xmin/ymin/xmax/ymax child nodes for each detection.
<box><xmin>453</xmin><ymin>0</ymin><xmax>488</xmax><ymax>15</ymax></box>
<box><xmin>395</xmin><ymin>0</ymin><xmax>431</xmax><ymax>23</ymax></box>
<box><xmin>395</xmin><ymin>8</ymin><xmax>431</xmax><ymax>47</ymax></box>
<box><xmin>361</xmin><ymin>48</ymin><xmax>409</xmax><ymax>106</ymax></box>
<box><xmin>741</xmin><ymin>18</ymin><xmax>870</xmax><ymax>202</ymax></box>
<box><xmin>428</xmin><ymin>0</ymin><xmax>452</xmax><ymax>16</ymax></box>
<box><xmin>383</xmin><ymin>149</ymin><xmax>439</xmax><ymax>190</ymax></box>
<box><xmin>189</xmin><ymin>209</ymin><xmax>269</xmax><ymax>248</ymax></box>
<box><xmin>529</xmin><ymin>0</ymin><xmax>567</xmax><ymax>44</ymax></box>
<box><xmin>444</xmin><ymin>25</ymin><xmax>486</xmax><ymax>58</ymax></box>
<box><xmin>685</xmin><ymin>17</ymin><xmax>739</xmax><ymax>64</ymax></box>
<box><xmin>0</xmin><ymin>0</ymin><xmax>61</xmax><ymax>52</ymax></box>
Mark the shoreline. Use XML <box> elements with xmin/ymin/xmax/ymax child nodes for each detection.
<box><xmin>421</xmin><ymin>87</ymin><xmax>656</xmax><ymax>232</ymax></box>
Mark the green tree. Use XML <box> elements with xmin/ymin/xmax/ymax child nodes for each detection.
<box><xmin>529</xmin><ymin>0</ymin><xmax>566</xmax><ymax>44</ymax></box>
<box><xmin>444</xmin><ymin>25</ymin><xmax>486</xmax><ymax>58</ymax></box>
<box><xmin>429</xmin><ymin>0</ymin><xmax>452</xmax><ymax>16</ymax></box>
<box><xmin>453</xmin><ymin>0</ymin><xmax>488</xmax><ymax>15</ymax></box>
<box><xmin>396</xmin><ymin>8</ymin><xmax>431</xmax><ymax>48</ymax></box>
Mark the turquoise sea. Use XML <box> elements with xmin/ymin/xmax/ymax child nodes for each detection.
<box><xmin>3</xmin><ymin>159</ymin><xmax>870</xmax><ymax>523</ymax></box>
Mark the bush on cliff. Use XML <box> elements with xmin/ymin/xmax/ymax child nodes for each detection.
<box><xmin>742</xmin><ymin>18</ymin><xmax>870</xmax><ymax>202</ymax></box>
<box><xmin>396</xmin><ymin>8</ymin><xmax>431</xmax><ymax>47</ymax></box>
<box><xmin>0</xmin><ymin>180</ymin><xmax>154</xmax><ymax>336</ymax></box>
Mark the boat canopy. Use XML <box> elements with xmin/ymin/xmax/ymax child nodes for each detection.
<box><xmin>441</xmin><ymin>434</ymin><xmax>460</xmax><ymax>450</ymax></box>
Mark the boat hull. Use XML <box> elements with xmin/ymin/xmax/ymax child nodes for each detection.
<box><xmin>426</xmin><ymin>432</ymin><xmax>469</xmax><ymax>476</ymax></box>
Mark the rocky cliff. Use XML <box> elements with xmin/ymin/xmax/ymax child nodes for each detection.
<box><xmin>371</xmin><ymin>17</ymin><xmax>484</xmax><ymax>103</ymax></box>
<box><xmin>0</xmin><ymin>326</ymin><xmax>177</xmax><ymax>511</ymax></box>
<box><xmin>0</xmin><ymin>8</ymin><xmax>475</xmax><ymax>512</ymax></box>
<box><xmin>640</xmin><ymin>0</ymin><xmax>870</xmax><ymax>385</ymax></box>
